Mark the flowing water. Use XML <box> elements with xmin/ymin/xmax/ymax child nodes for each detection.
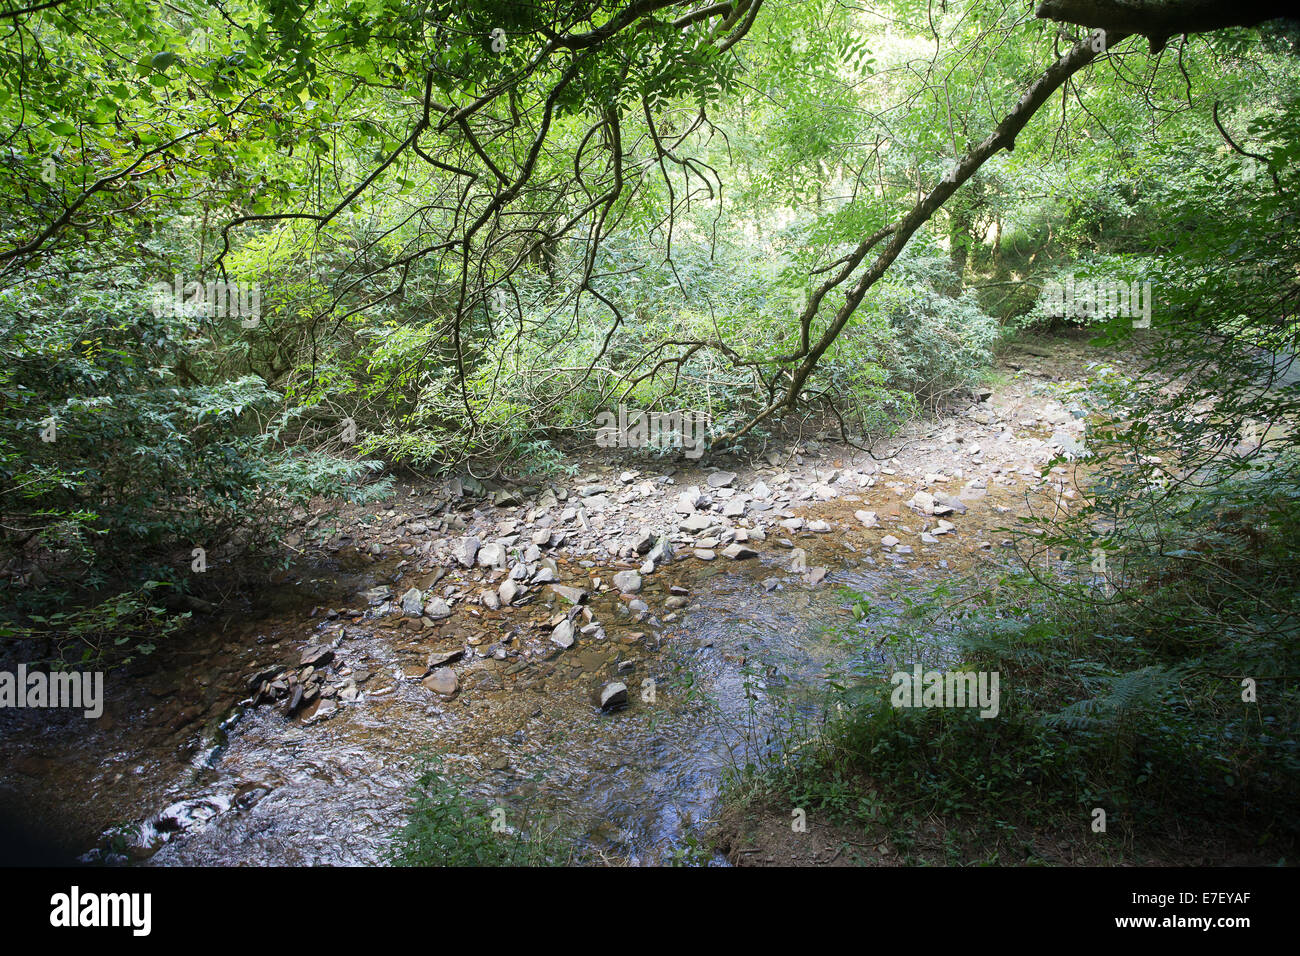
<box><xmin>142</xmin><ymin>541</ymin><xmax>905</xmax><ymax>865</ymax></box>
<box><xmin>0</xmin><ymin>487</ymin><xmax>1035</xmax><ymax>866</ymax></box>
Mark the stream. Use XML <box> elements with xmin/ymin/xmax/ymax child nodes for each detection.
<box><xmin>2</xmin><ymin>341</ymin><xmax>1097</xmax><ymax>866</ymax></box>
<box><xmin>138</xmin><ymin>527</ymin><xmax>911</xmax><ymax>866</ymax></box>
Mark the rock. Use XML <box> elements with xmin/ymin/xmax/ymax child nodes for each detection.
<box><xmin>477</xmin><ymin>542</ymin><xmax>508</xmax><ymax>568</ymax></box>
<box><xmin>422</xmin><ymin>668</ymin><xmax>459</xmax><ymax>697</ymax></box>
<box><xmin>933</xmin><ymin>493</ymin><xmax>968</xmax><ymax>515</ymax></box>
<box><xmin>762</xmin><ymin>577</ymin><xmax>780</xmax><ymax>592</ymax></box>
<box><xmin>881</xmin><ymin>534</ymin><xmax>900</xmax><ymax>548</ymax></box>
<box><xmin>721</xmin><ymin>497</ymin><xmax>748</xmax><ymax>518</ymax></box>
<box><xmin>360</xmin><ymin>585</ymin><xmax>392</xmax><ymax>606</ymax></box>
<box><xmin>613</xmin><ymin>570</ymin><xmax>643</xmax><ymax>594</ymax></box>
<box><xmin>301</xmin><ymin>698</ymin><xmax>337</xmax><ymax>724</ymax></box>
<box><xmin>908</xmin><ymin>491</ymin><xmax>936</xmax><ymax>515</ymax></box>
<box><xmin>551</xmin><ymin>619</ymin><xmax>575</xmax><ymax>648</ymax></box>
<box><xmin>751</xmin><ymin>480</ymin><xmax>770</xmax><ymax>499</ymax></box>
<box><xmin>423</xmin><ymin>597</ymin><xmax>452</xmax><ymax>620</ymax></box>
<box><xmin>1049</xmin><ymin>430</ymin><xmax>1087</xmax><ymax>458</ymax></box>
<box><xmin>674</xmin><ymin>488</ymin><xmax>702</xmax><ymax>513</ymax></box>
<box><xmin>804</xmin><ymin>567</ymin><xmax>827</xmax><ymax>587</ymax></box>
<box><xmin>599</xmin><ymin>681</ymin><xmax>629</xmax><ymax>711</ymax></box>
<box><xmin>531</xmin><ymin>529</ymin><xmax>551</xmax><ymax>547</ymax></box>
<box><xmin>400</xmin><ymin>587</ymin><xmax>424</xmax><ymax>617</ymax></box>
<box><xmin>789</xmin><ymin>548</ymin><xmax>807</xmax><ymax>571</ymax></box>
<box><xmin>481</xmin><ymin>590</ymin><xmax>501</xmax><ymax>610</ymax></box>
<box><xmin>453</xmin><ymin>536</ymin><xmax>481</xmax><ymax>568</ymax></box>
<box><xmin>493</xmin><ymin>488</ymin><xmax>522</xmax><ymax>507</ymax></box>
<box><xmin>498</xmin><ymin>579</ymin><xmax>523</xmax><ymax>605</ymax></box>
<box><xmin>428</xmin><ymin>648</ymin><xmax>465</xmax><ymax>668</ymax></box>
<box><xmin>807</xmin><ymin>519</ymin><xmax>831</xmax><ymax>533</ymax></box>
<box><xmin>550</xmin><ymin>584</ymin><xmax>587</xmax><ymax>605</ymax></box>
<box><xmin>707</xmin><ymin>471</ymin><xmax>736</xmax><ymax>489</ymax></box>
<box><xmin>780</xmin><ymin>517</ymin><xmax>804</xmax><ymax>532</ymax></box>
<box><xmin>721</xmin><ymin>543</ymin><xmax>758</xmax><ymax>560</ymax></box>
<box><xmin>299</xmin><ymin>645</ymin><xmax>334</xmax><ymax>668</ymax></box>
<box><xmin>854</xmin><ymin>510</ymin><xmax>880</xmax><ymax>529</ymax></box>
<box><xmin>693</xmin><ymin>548</ymin><xmax>716</xmax><ymax>561</ymax></box>
<box><xmin>647</xmin><ymin>535</ymin><xmax>674</xmax><ymax>565</ymax></box>
<box><xmin>681</xmin><ymin>513</ymin><xmax>711</xmax><ymax>532</ymax></box>
<box><xmin>933</xmin><ymin>520</ymin><xmax>955</xmax><ymax>535</ymax></box>
<box><xmin>633</xmin><ymin>527</ymin><xmax>655</xmax><ymax>554</ymax></box>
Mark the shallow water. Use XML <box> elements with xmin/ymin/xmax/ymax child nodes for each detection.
<box><xmin>140</xmin><ymin>544</ymin><xmax>905</xmax><ymax>866</ymax></box>
<box><xmin>1</xmin><ymin>483</ymin><xmax>1045</xmax><ymax>866</ymax></box>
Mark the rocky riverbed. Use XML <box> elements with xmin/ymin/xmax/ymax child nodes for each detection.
<box><xmin>0</xmin><ymin>334</ymin><xmax>1126</xmax><ymax>865</ymax></box>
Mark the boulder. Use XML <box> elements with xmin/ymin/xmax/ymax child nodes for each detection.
<box><xmin>400</xmin><ymin>588</ymin><xmax>424</xmax><ymax>617</ymax></box>
<box><xmin>453</xmin><ymin>536</ymin><xmax>481</xmax><ymax>568</ymax></box>
<box><xmin>613</xmin><ymin>570</ymin><xmax>643</xmax><ymax>594</ymax></box>
<box><xmin>423</xmin><ymin>597</ymin><xmax>452</xmax><ymax>620</ymax></box>
<box><xmin>599</xmin><ymin>681</ymin><xmax>629</xmax><ymax>711</ymax></box>
<box><xmin>550</xmin><ymin>584</ymin><xmax>587</xmax><ymax>605</ymax></box>
<box><xmin>422</xmin><ymin>668</ymin><xmax>459</xmax><ymax>697</ymax></box>
<box><xmin>498</xmin><ymin>579</ymin><xmax>524</xmax><ymax>605</ymax></box>
<box><xmin>551</xmin><ymin>619</ymin><xmax>575</xmax><ymax>649</ymax></box>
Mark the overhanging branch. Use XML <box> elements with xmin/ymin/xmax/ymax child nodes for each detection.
<box><xmin>1036</xmin><ymin>0</ymin><xmax>1297</xmax><ymax>52</ymax></box>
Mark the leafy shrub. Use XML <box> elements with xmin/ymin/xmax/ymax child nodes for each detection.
<box><xmin>0</xmin><ymin>248</ymin><xmax>386</xmax><ymax>664</ymax></box>
<box><xmin>387</xmin><ymin>757</ymin><xmax>570</xmax><ymax>866</ymax></box>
